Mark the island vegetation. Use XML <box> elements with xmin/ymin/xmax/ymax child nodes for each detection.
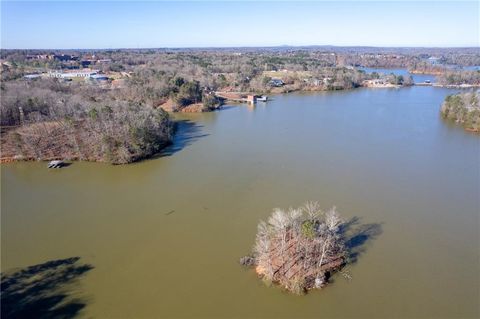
<box><xmin>241</xmin><ymin>202</ymin><xmax>347</xmax><ymax>294</ymax></box>
<box><xmin>440</xmin><ymin>91</ymin><xmax>480</xmax><ymax>132</ymax></box>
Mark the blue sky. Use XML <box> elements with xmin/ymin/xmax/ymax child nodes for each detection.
<box><xmin>1</xmin><ymin>1</ymin><xmax>479</xmax><ymax>49</ymax></box>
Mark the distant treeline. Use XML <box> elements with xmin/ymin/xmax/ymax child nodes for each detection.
<box><xmin>2</xmin><ymin>48</ymin><xmax>479</xmax><ymax>163</ymax></box>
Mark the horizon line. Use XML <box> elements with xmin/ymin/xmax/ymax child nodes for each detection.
<box><xmin>2</xmin><ymin>44</ymin><xmax>480</xmax><ymax>51</ymax></box>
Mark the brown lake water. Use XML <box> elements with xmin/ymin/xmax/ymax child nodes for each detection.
<box><xmin>1</xmin><ymin>87</ymin><xmax>479</xmax><ymax>318</ymax></box>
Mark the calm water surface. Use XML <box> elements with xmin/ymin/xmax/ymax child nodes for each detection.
<box><xmin>2</xmin><ymin>87</ymin><xmax>479</xmax><ymax>318</ymax></box>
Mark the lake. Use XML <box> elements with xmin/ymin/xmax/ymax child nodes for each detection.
<box><xmin>359</xmin><ymin>67</ymin><xmax>437</xmax><ymax>83</ymax></box>
<box><xmin>2</xmin><ymin>87</ymin><xmax>479</xmax><ymax>318</ymax></box>
<box><xmin>463</xmin><ymin>65</ymin><xmax>480</xmax><ymax>71</ymax></box>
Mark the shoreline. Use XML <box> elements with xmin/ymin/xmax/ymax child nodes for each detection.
<box><xmin>3</xmin><ymin>85</ymin><xmax>477</xmax><ymax>165</ymax></box>
<box><xmin>208</xmin><ymin>82</ymin><xmax>478</xmax><ymax>105</ymax></box>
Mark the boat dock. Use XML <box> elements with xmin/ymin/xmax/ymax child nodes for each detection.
<box><xmin>48</xmin><ymin>160</ymin><xmax>64</xmax><ymax>168</ymax></box>
<box><xmin>215</xmin><ymin>92</ymin><xmax>268</xmax><ymax>104</ymax></box>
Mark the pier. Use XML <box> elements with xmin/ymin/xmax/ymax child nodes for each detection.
<box><xmin>214</xmin><ymin>92</ymin><xmax>267</xmax><ymax>104</ymax></box>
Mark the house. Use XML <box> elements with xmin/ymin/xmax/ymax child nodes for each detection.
<box><xmin>53</xmin><ymin>54</ymin><xmax>78</xmax><ymax>62</ymax></box>
<box><xmin>370</xmin><ymin>79</ymin><xmax>386</xmax><ymax>85</ymax></box>
<box><xmin>303</xmin><ymin>78</ymin><xmax>322</xmax><ymax>86</ymax></box>
<box><xmin>428</xmin><ymin>56</ymin><xmax>440</xmax><ymax>65</ymax></box>
<box><xmin>81</xmin><ymin>60</ymin><xmax>92</xmax><ymax>67</ymax></box>
<box><xmin>268</xmin><ymin>79</ymin><xmax>284</xmax><ymax>87</ymax></box>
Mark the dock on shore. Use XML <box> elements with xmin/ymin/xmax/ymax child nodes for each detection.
<box><xmin>215</xmin><ymin>92</ymin><xmax>268</xmax><ymax>104</ymax></box>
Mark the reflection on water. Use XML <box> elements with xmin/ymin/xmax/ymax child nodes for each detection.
<box><xmin>156</xmin><ymin>119</ymin><xmax>209</xmax><ymax>158</ymax></box>
<box><xmin>341</xmin><ymin>217</ymin><xmax>383</xmax><ymax>264</ymax></box>
<box><xmin>1</xmin><ymin>257</ymin><xmax>93</xmax><ymax>318</ymax></box>
<box><xmin>1</xmin><ymin>87</ymin><xmax>479</xmax><ymax>318</ymax></box>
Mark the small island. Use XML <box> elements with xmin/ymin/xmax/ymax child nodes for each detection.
<box><xmin>440</xmin><ymin>91</ymin><xmax>480</xmax><ymax>132</ymax></box>
<box><xmin>241</xmin><ymin>202</ymin><xmax>347</xmax><ymax>294</ymax></box>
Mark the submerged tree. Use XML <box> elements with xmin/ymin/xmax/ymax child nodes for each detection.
<box><xmin>244</xmin><ymin>202</ymin><xmax>347</xmax><ymax>294</ymax></box>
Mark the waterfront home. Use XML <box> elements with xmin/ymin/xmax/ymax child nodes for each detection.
<box><xmin>365</xmin><ymin>79</ymin><xmax>386</xmax><ymax>86</ymax></box>
<box><xmin>269</xmin><ymin>79</ymin><xmax>284</xmax><ymax>87</ymax></box>
<box><xmin>363</xmin><ymin>78</ymin><xmax>399</xmax><ymax>88</ymax></box>
<box><xmin>303</xmin><ymin>78</ymin><xmax>322</xmax><ymax>86</ymax></box>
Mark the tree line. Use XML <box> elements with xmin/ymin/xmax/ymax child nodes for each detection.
<box><xmin>2</xmin><ymin>48</ymin><xmax>479</xmax><ymax>163</ymax></box>
<box><xmin>1</xmin><ymin>78</ymin><xmax>173</xmax><ymax>163</ymax></box>
<box><xmin>440</xmin><ymin>91</ymin><xmax>480</xmax><ymax>132</ymax></box>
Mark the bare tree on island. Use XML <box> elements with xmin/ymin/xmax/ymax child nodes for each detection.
<box><xmin>241</xmin><ymin>202</ymin><xmax>347</xmax><ymax>294</ymax></box>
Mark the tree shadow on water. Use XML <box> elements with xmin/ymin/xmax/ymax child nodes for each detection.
<box><xmin>155</xmin><ymin>119</ymin><xmax>209</xmax><ymax>158</ymax></box>
<box><xmin>1</xmin><ymin>257</ymin><xmax>93</xmax><ymax>319</ymax></box>
<box><xmin>340</xmin><ymin>217</ymin><xmax>383</xmax><ymax>264</ymax></box>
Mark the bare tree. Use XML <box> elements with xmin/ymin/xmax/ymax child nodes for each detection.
<box><xmin>250</xmin><ymin>202</ymin><xmax>346</xmax><ymax>294</ymax></box>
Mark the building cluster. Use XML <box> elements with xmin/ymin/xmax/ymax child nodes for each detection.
<box><xmin>80</xmin><ymin>54</ymin><xmax>112</xmax><ymax>67</ymax></box>
<box><xmin>26</xmin><ymin>54</ymin><xmax>78</xmax><ymax>61</ymax></box>
<box><xmin>24</xmin><ymin>69</ymin><xmax>110</xmax><ymax>81</ymax></box>
<box><xmin>48</xmin><ymin>69</ymin><xmax>109</xmax><ymax>80</ymax></box>
<box><xmin>358</xmin><ymin>53</ymin><xmax>404</xmax><ymax>59</ymax></box>
<box><xmin>26</xmin><ymin>53</ymin><xmax>111</xmax><ymax>67</ymax></box>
